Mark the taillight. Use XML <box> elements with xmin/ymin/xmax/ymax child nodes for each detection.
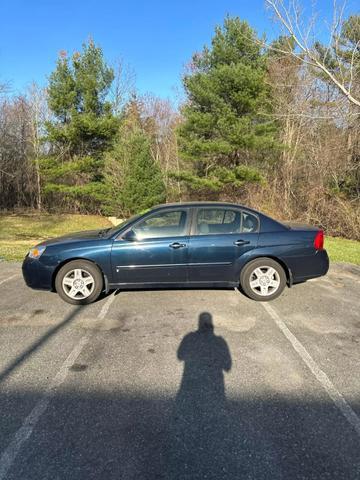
<box><xmin>314</xmin><ymin>230</ymin><xmax>324</xmax><ymax>250</ymax></box>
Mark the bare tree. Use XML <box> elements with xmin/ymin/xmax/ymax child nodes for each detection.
<box><xmin>27</xmin><ymin>82</ymin><xmax>49</xmax><ymax>211</ymax></box>
<box><xmin>265</xmin><ymin>0</ymin><xmax>360</xmax><ymax>108</ymax></box>
<box><xmin>0</xmin><ymin>95</ymin><xmax>38</xmax><ymax>209</ymax></box>
<box><xmin>141</xmin><ymin>94</ymin><xmax>182</xmax><ymax>199</ymax></box>
<box><xmin>110</xmin><ymin>59</ymin><xmax>136</xmax><ymax>116</ymax></box>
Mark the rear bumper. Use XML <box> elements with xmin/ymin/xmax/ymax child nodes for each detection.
<box><xmin>284</xmin><ymin>249</ymin><xmax>329</xmax><ymax>283</ymax></box>
<box><xmin>22</xmin><ymin>256</ymin><xmax>54</xmax><ymax>290</ymax></box>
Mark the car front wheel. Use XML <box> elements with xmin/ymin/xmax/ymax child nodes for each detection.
<box><xmin>240</xmin><ymin>258</ymin><xmax>286</xmax><ymax>301</ymax></box>
<box><xmin>55</xmin><ymin>260</ymin><xmax>103</xmax><ymax>305</ymax></box>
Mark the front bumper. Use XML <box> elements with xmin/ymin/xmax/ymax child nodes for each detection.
<box><xmin>22</xmin><ymin>255</ymin><xmax>55</xmax><ymax>290</ymax></box>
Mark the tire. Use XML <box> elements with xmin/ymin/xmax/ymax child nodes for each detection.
<box><xmin>55</xmin><ymin>260</ymin><xmax>103</xmax><ymax>305</ymax></box>
<box><xmin>240</xmin><ymin>258</ymin><xmax>286</xmax><ymax>301</ymax></box>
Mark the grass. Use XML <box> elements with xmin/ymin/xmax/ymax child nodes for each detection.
<box><xmin>0</xmin><ymin>214</ymin><xmax>112</xmax><ymax>261</ymax></box>
<box><xmin>0</xmin><ymin>214</ymin><xmax>359</xmax><ymax>265</ymax></box>
<box><xmin>326</xmin><ymin>236</ymin><xmax>360</xmax><ymax>266</ymax></box>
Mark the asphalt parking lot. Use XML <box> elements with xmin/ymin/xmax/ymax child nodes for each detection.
<box><xmin>0</xmin><ymin>262</ymin><xmax>359</xmax><ymax>479</ymax></box>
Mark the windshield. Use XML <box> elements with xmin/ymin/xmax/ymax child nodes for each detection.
<box><xmin>105</xmin><ymin>213</ymin><xmax>144</xmax><ymax>237</ymax></box>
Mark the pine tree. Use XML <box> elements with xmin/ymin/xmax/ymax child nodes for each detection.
<box><xmin>177</xmin><ymin>17</ymin><xmax>278</xmax><ymax>195</ymax></box>
<box><xmin>104</xmin><ymin>99</ymin><xmax>166</xmax><ymax>216</ymax></box>
<box><xmin>42</xmin><ymin>41</ymin><xmax>118</xmax><ymax>211</ymax></box>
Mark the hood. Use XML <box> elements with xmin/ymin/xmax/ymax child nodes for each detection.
<box><xmin>38</xmin><ymin>229</ymin><xmax>110</xmax><ymax>247</ymax></box>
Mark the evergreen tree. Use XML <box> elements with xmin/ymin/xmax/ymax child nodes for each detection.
<box><xmin>42</xmin><ymin>41</ymin><xmax>118</xmax><ymax>211</ymax></box>
<box><xmin>104</xmin><ymin>99</ymin><xmax>166</xmax><ymax>216</ymax></box>
<box><xmin>177</xmin><ymin>17</ymin><xmax>278</xmax><ymax>195</ymax></box>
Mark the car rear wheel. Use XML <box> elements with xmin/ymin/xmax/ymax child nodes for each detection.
<box><xmin>55</xmin><ymin>260</ymin><xmax>103</xmax><ymax>305</ymax></box>
<box><xmin>240</xmin><ymin>258</ymin><xmax>286</xmax><ymax>301</ymax></box>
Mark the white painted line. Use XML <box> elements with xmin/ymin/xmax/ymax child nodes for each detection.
<box><xmin>0</xmin><ymin>292</ymin><xmax>117</xmax><ymax>480</ymax></box>
<box><xmin>262</xmin><ymin>302</ymin><xmax>360</xmax><ymax>438</ymax></box>
<box><xmin>0</xmin><ymin>274</ymin><xmax>20</xmax><ymax>287</ymax></box>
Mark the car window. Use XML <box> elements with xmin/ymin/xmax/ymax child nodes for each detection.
<box><xmin>241</xmin><ymin>211</ymin><xmax>259</xmax><ymax>233</ymax></box>
<box><xmin>196</xmin><ymin>208</ymin><xmax>241</xmax><ymax>235</ymax></box>
<box><xmin>109</xmin><ymin>213</ymin><xmax>144</xmax><ymax>237</ymax></box>
<box><xmin>133</xmin><ymin>210</ymin><xmax>188</xmax><ymax>240</ymax></box>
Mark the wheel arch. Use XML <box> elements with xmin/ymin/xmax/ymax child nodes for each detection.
<box><xmin>240</xmin><ymin>255</ymin><xmax>293</xmax><ymax>287</ymax></box>
<box><xmin>51</xmin><ymin>257</ymin><xmax>107</xmax><ymax>292</ymax></box>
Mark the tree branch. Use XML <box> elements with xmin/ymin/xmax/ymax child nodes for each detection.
<box><xmin>265</xmin><ymin>0</ymin><xmax>360</xmax><ymax>108</ymax></box>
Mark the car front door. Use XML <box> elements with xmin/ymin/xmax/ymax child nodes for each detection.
<box><xmin>188</xmin><ymin>207</ymin><xmax>259</xmax><ymax>283</ymax></box>
<box><xmin>111</xmin><ymin>208</ymin><xmax>190</xmax><ymax>285</ymax></box>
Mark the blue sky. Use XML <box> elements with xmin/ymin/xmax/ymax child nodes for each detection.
<box><xmin>0</xmin><ymin>0</ymin><xmax>357</xmax><ymax>101</ymax></box>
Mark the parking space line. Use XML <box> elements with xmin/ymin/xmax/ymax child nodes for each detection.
<box><xmin>0</xmin><ymin>275</ymin><xmax>20</xmax><ymax>287</ymax></box>
<box><xmin>0</xmin><ymin>292</ymin><xmax>117</xmax><ymax>480</ymax></box>
<box><xmin>262</xmin><ymin>302</ymin><xmax>360</xmax><ymax>438</ymax></box>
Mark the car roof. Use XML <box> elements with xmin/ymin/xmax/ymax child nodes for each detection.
<box><xmin>152</xmin><ymin>201</ymin><xmax>260</xmax><ymax>214</ymax></box>
<box><xmin>154</xmin><ymin>201</ymin><xmax>244</xmax><ymax>208</ymax></box>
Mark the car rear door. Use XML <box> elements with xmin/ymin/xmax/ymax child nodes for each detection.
<box><xmin>111</xmin><ymin>208</ymin><xmax>191</xmax><ymax>284</ymax></box>
<box><xmin>188</xmin><ymin>207</ymin><xmax>259</xmax><ymax>283</ymax></box>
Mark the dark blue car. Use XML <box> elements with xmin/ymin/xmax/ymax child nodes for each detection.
<box><xmin>22</xmin><ymin>202</ymin><xmax>329</xmax><ymax>304</ymax></box>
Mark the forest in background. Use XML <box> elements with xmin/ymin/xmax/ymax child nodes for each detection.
<box><xmin>0</xmin><ymin>1</ymin><xmax>359</xmax><ymax>239</ymax></box>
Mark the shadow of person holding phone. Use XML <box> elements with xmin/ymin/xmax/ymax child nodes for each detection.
<box><xmin>176</xmin><ymin>312</ymin><xmax>231</xmax><ymax>408</ymax></box>
<box><xmin>165</xmin><ymin>312</ymin><xmax>233</xmax><ymax>479</ymax></box>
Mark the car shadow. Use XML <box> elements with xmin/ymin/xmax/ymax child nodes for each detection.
<box><xmin>113</xmin><ymin>286</ymin><xmax>237</xmax><ymax>295</ymax></box>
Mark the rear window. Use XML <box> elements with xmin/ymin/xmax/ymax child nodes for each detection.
<box><xmin>195</xmin><ymin>208</ymin><xmax>259</xmax><ymax>235</ymax></box>
<box><xmin>241</xmin><ymin>212</ymin><xmax>259</xmax><ymax>233</ymax></box>
<box><xmin>196</xmin><ymin>208</ymin><xmax>241</xmax><ymax>235</ymax></box>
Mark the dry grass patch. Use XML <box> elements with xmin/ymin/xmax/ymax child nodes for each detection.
<box><xmin>0</xmin><ymin>214</ymin><xmax>111</xmax><ymax>261</ymax></box>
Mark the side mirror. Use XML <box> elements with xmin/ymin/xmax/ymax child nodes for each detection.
<box><xmin>122</xmin><ymin>229</ymin><xmax>137</xmax><ymax>242</ymax></box>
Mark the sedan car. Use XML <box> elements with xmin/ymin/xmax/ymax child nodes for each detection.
<box><xmin>22</xmin><ymin>202</ymin><xmax>329</xmax><ymax>304</ymax></box>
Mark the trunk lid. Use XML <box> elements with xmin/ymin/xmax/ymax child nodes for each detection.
<box><xmin>282</xmin><ymin>221</ymin><xmax>319</xmax><ymax>232</ymax></box>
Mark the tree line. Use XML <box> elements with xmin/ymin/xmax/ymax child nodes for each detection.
<box><xmin>0</xmin><ymin>3</ymin><xmax>359</xmax><ymax>239</ymax></box>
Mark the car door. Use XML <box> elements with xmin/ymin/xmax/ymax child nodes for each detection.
<box><xmin>188</xmin><ymin>207</ymin><xmax>259</xmax><ymax>283</ymax></box>
<box><xmin>111</xmin><ymin>208</ymin><xmax>190</xmax><ymax>285</ymax></box>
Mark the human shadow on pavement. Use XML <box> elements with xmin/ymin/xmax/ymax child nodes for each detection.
<box><xmin>176</xmin><ymin>311</ymin><xmax>231</xmax><ymax>407</ymax></box>
<box><xmin>164</xmin><ymin>313</ymin><xmax>292</xmax><ymax>479</ymax></box>
<box><xmin>165</xmin><ymin>312</ymin><xmax>234</xmax><ymax>479</ymax></box>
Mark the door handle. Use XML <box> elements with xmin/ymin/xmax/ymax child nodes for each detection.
<box><xmin>234</xmin><ymin>239</ymin><xmax>250</xmax><ymax>246</ymax></box>
<box><xmin>169</xmin><ymin>242</ymin><xmax>187</xmax><ymax>249</ymax></box>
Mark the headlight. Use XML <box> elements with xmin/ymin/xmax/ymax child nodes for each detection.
<box><xmin>28</xmin><ymin>246</ymin><xmax>46</xmax><ymax>259</ymax></box>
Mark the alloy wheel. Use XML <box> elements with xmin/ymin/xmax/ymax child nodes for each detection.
<box><xmin>249</xmin><ymin>266</ymin><xmax>281</xmax><ymax>297</ymax></box>
<box><xmin>62</xmin><ymin>268</ymin><xmax>95</xmax><ymax>300</ymax></box>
